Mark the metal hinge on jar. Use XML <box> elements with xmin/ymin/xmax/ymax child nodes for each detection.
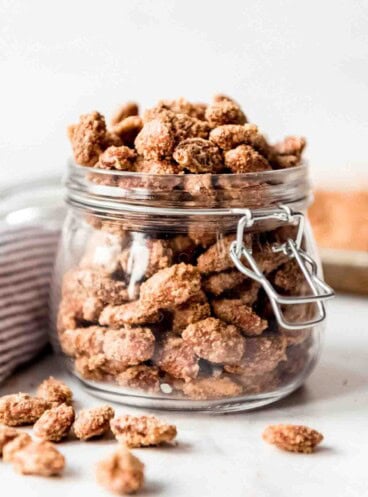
<box><xmin>229</xmin><ymin>205</ymin><xmax>334</xmax><ymax>330</ymax></box>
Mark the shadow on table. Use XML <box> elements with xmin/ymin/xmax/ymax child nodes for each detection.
<box><xmin>269</xmin><ymin>343</ymin><xmax>368</xmax><ymax>412</ymax></box>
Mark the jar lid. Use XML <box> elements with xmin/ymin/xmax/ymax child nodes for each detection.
<box><xmin>0</xmin><ymin>176</ymin><xmax>65</xmax><ymax>229</ymax></box>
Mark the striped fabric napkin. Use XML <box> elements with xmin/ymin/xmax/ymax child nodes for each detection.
<box><xmin>0</xmin><ymin>222</ymin><xmax>60</xmax><ymax>383</ymax></box>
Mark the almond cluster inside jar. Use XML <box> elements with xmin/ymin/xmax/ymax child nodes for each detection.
<box><xmin>58</xmin><ymin>95</ymin><xmax>314</xmax><ymax>401</ymax></box>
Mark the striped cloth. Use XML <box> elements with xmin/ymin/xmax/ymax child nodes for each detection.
<box><xmin>0</xmin><ymin>223</ymin><xmax>60</xmax><ymax>383</ymax></box>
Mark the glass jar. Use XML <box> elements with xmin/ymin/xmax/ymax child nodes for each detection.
<box><xmin>51</xmin><ymin>163</ymin><xmax>333</xmax><ymax>412</ymax></box>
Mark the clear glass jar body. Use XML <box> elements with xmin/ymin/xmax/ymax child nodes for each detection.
<box><xmin>51</xmin><ymin>164</ymin><xmax>326</xmax><ymax>412</ymax></box>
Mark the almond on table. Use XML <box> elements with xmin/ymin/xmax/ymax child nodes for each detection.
<box><xmin>10</xmin><ymin>440</ymin><xmax>65</xmax><ymax>476</ymax></box>
<box><xmin>3</xmin><ymin>432</ymin><xmax>32</xmax><ymax>462</ymax></box>
<box><xmin>96</xmin><ymin>446</ymin><xmax>144</xmax><ymax>495</ymax></box>
<box><xmin>37</xmin><ymin>376</ymin><xmax>73</xmax><ymax>407</ymax></box>
<box><xmin>73</xmin><ymin>405</ymin><xmax>115</xmax><ymax>440</ymax></box>
<box><xmin>262</xmin><ymin>424</ymin><xmax>323</xmax><ymax>453</ymax></box>
<box><xmin>0</xmin><ymin>425</ymin><xmax>21</xmax><ymax>456</ymax></box>
<box><xmin>110</xmin><ymin>414</ymin><xmax>177</xmax><ymax>448</ymax></box>
<box><xmin>139</xmin><ymin>263</ymin><xmax>202</xmax><ymax>310</ymax></box>
<box><xmin>33</xmin><ymin>404</ymin><xmax>75</xmax><ymax>442</ymax></box>
<box><xmin>0</xmin><ymin>393</ymin><xmax>50</xmax><ymax>426</ymax></box>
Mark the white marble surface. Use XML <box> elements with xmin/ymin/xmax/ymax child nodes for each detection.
<box><xmin>0</xmin><ymin>295</ymin><xmax>367</xmax><ymax>496</ymax></box>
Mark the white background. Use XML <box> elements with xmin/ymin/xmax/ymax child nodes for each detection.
<box><xmin>0</xmin><ymin>0</ymin><xmax>368</xmax><ymax>188</ymax></box>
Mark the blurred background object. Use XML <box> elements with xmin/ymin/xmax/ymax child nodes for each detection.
<box><xmin>309</xmin><ymin>190</ymin><xmax>368</xmax><ymax>294</ymax></box>
<box><xmin>309</xmin><ymin>191</ymin><xmax>368</xmax><ymax>252</ymax></box>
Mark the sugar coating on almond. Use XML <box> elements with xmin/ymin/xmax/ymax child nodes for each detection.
<box><xmin>205</xmin><ymin>96</ymin><xmax>247</xmax><ymax>128</ymax></box>
<box><xmin>197</xmin><ymin>234</ymin><xmax>251</xmax><ymax>274</ymax></box>
<box><xmin>73</xmin><ymin>405</ymin><xmax>114</xmax><ymax>440</ymax></box>
<box><xmin>156</xmin><ymin>334</ymin><xmax>199</xmax><ymax>382</ymax></box>
<box><xmin>273</xmin><ymin>136</ymin><xmax>306</xmax><ymax>157</ymax></box>
<box><xmin>111</xmin><ymin>414</ymin><xmax>177</xmax><ymax>447</ymax></box>
<box><xmin>99</xmin><ymin>301</ymin><xmax>162</xmax><ymax>327</ymax></box>
<box><xmin>187</xmin><ymin>220</ymin><xmax>217</xmax><ymax>247</ymax></box>
<box><xmin>0</xmin><ymin>424</ymin><xmax>20</xmax><ymax>456</ymax></box>
<box><xmin>172</xmin><ymin>292</ymin><xmax>211</xmax><ymax>333</ymax></box>
<box><xmin>0</xmin><ymin>393</ymin><xmax>50</xmax><ymax>426</ymax></box>
<box><xmin>209</xmin><ymin>123</ymin><xmax>260</xmax><ymax>150</ymax></box>
<box><xmin>3</xmin><ymin>432</ymin><xmax>33</xmax><ymax>462</ymax></box>
<box><xmin>262</xmin><ymin>424</ymin><xmax>323</xmax><ymax>453</ymax></box>
<box><xmin>212</xmin><ymin>299</ymin><xmax>268</xmax><ymax>336</ymax></box>
<box><xmin>57</xmin><ymin>294</ymin><xmax>104</xmax><ymax>332</ymax></box>
<box><xmin>274</xmin><ymin>259</ymin><xmax>306</xmax><ymax>294</ymax></box>
<box><xmin>140</xmin><ymin>263</ymin><xmax>201</xmax><ymax>310</ymax></box>
<box><xmin>102</xmin><ymin>327</ymin><xmax>155</xmax><ymax>367</ymax></box>
<box><xmin>135</xmin><ymin>117</ymin><xmax>175</xmax><ymax>160</ymax></box>
<box><xmin>74</xmin><ymin>355</ymin><xmax>108</xmax><ymax>381</ymax></box>
<box><xmin>173</xmin><ymin>137</ymin><xmax>223</xmax><ymax>173</ymax></box>
<box><xmin>37</xmin><ymin>377</ymin><xmax>73</xmax><ymax>407</ymax></box>
<box><xmin>116</xmin><ymin>365</ymin><xmax>160</xmax><ymax>393</ymax></box>
<box><xmin>97</xmin><ymin>145</ymin><xmax>136</xmax><ymax>170</ymax></box>
<box><xmin>182</xmin><ymin>376</ymin><xmax>243</xmax><ymax>400</ymax></box>
<box><xmin>224</xmin><ymin>144</ymin><xmax>271</xmax><ymax>173</ymax></box>
<box><xmin>96</xmin><ymin>446</ymin><xmax>144</xmax><ymax>495</ymax></box>
<box><xmin>112</xmin><ymin>115</ymin><xmax>143</xmax><ymax>146</ymax></box>
<box><xmin>119</xmin><ymin>238</ymin><xmax>173</xmax><ymax>280</ymax></box>
<box><xmin>62</xmin><ymin>268</ymin><xmax>132</xmax><ymax>306</ymax></box>
<box><xmin>33</xmin><ymin>404</ymin><xmax>75</xmax><ymax>442</ymax></box>
<box><xmin>10</xmin><ymin>440</ymin><xmax>65</xmax><ymax>476</ymax></box>
<box><xmin>225</xmin><ymin>334</ymin><xmax>287</xmax><ymax>375</ymax></box>
<box><xmin>237</xmin><ymin>370</ymin><xmax>280</xmax><ymax>394</ymax></box>
<box><xmin>253</xmin><ymin>240</ymin><xmax>288</xmax><ymax>274</ymax></box>
<box><xmin>144</xmin><ymin>98</ymin><xmax>206</xmax><ymax>121</ymax></box>
<box><xmin>59</xmin><ymin>325</ymin><xmax>106</xmax><ymax>357</ymax></box>
<box><xmin>69</xmin><ymin>111</ymin><xmax>108</xmax><ymax>166</ymax></box>
<box><xmin>203</xmin><ymin>270</ymin><xmax>247</xmax><ymax>296</ymax></box>
<box><xmin>182</xmin><ymin>317</ymin><xmax>245</xmax><ymax>365</ymax></box>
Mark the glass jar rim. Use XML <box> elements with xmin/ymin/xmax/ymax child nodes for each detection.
<box><xmin>66</xmin><ymin>160</ymin><xmax>311</xmax><ymax>215</ymax></box>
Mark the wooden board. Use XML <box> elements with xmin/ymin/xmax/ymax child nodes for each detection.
<box><xmin>320</xmin><ymin>248</ymin><xmax>368</xmax><ymax>295</ymax></box>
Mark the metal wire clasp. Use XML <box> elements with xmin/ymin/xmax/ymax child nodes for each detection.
<box><xmin>229</xmin><ymin>205</ymin><xmax>335</xmax><ymax>330</ymax></box>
